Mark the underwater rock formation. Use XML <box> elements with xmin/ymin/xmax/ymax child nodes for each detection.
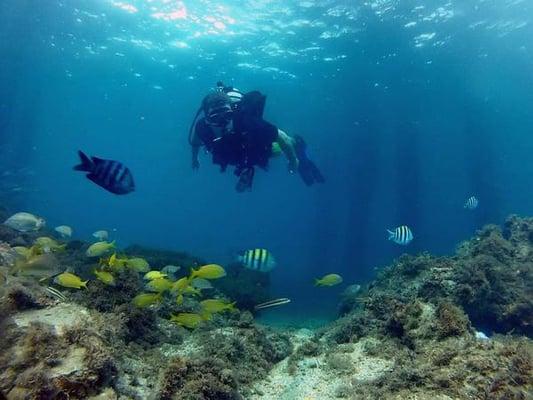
<box><xmin>337</xmin><ymin>215</ymin><xmax>533</xmax><ymax>337</ymax></box>
<box><xmin>0</xmin><ymin>215</ymin><xmax>531</xmax><ymax>399</ymax></box>
<box><xmin>123</xmin><ymin>244</ymin><xmax>206</xmax><ymax>271</ymax></box>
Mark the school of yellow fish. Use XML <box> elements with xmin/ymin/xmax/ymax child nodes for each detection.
<box><xmin>1</xmin><ymin>211</ymin><xmax>347</xmax><ymax>330</ymax></box>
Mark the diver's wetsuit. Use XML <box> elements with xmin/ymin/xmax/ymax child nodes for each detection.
<box><xmin>194</xmin><ymin>109</ymin><xmax>278</xmax><ymax>191</ymax></box>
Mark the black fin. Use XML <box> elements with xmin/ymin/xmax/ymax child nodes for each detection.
<box><xmin>73</xmin><ymin>150</ymin><xmax>94</xmax><ymax>172</ymax></box>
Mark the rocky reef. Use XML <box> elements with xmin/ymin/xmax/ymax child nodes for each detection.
<box><xmin>0</xmin><ymin>215</ymin><xmax>532</xmax><ymax>399</ymax></box>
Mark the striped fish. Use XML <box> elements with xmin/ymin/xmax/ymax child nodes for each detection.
<box><xmin>387</xmin><ymin>225</ymin><xmax>413</xmax><ymax>245</ymax></box>
<box><xmin>238</xmin><ymin>249</ymin><xmax>277</xmax><ymax>272</ymax></box>
<box><xmin>464</xmin><ymin>196</ymin><xmax>479</xmax><ymax>210</ymax></box>
<box><xmin>74</xmin><ymin>151</ymin><xmax>135</xmax><ymax>195</ymax></box>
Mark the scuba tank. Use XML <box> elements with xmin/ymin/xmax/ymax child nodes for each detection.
<box><xmin>187</xmin><ymin>82</ymin><xmax>266</xmax><ymax>145</ymax></box>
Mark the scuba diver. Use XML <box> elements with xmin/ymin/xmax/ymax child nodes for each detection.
<box><xmin>188</xmin><ymin>81</ymin><xmax>324</xmax><ymax>192</ymax></box>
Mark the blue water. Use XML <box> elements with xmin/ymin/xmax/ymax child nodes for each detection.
<box><xmin>1</xmin><ymin>0</ymin><xmax>533</xmax><ymax>321</ymax></box>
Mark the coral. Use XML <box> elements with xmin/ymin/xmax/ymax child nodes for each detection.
<box><xmin>435</xmin><ymin>302</ymin><xmax>471</xmax><ymax>339</ymax></box>
<box><xmin>123</xmin><ymin>245</ymin><xmax>205</xmax><ymax>271</ymax></box>
<box><xmin>157</xmin><ymin>356</ymin><xmax>241</xmax><ymax>400</ymax></box>
<box><xmin>70</xmin><ymin>268</ymin><xmax>143</xmax><ymax>312</ymax></box>
<box><xmin>200</xmin><ymin>326</ymin><xmax>293</xmax><ymax>386</ymax></box>
<box><xmin>119</xmin><ymin>304</ymin><xmax>161</xmax><ymax>346</ymax></box>
<box><xmin>2</xmin><ymin>283</ymin><xmax>41</xmax><ymax>312</ymax></box>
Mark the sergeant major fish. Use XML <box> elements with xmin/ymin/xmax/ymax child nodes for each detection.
<box><xmin>238</xmin><ymin>249</ymin><xmax>276</xmax><ymax>272</ymax></box>
<box><xmin>74</xmin><ymin>150</ymin><xmax>135</xmax><ymax>195</ymax></box>
<box><xmin>464</xmin><ymin>196</ymin><xmax>479</xmax><ymax>210</ymax></box>
<box><xmin>387</xmin><ymin>225</ymin><xmax>413</xmax><ymax>245</ymax></box>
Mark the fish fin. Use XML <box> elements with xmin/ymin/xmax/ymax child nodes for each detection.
<box><xmin>314</xmin><ymin>279</ymin><xmax>322</xmax><ymax>287</ymax></box>
<box><xmin>387</xmin><ymin>230</ymin><xmax>395</xmax><ymax>240</ymax></box>
<box><xmin>74</xmin><ymin>150</ymin><xmax>94</xmax><ymax>172</ymax></box>
<box><xmin>201</xmin><ymin>310</ymin><xmax>212</xmax><ymax>321</ymax></box>
<box><xmin>190</xmin><ymin>268</ymin><xmax>197</xmax><ymax>279</ymax></box>
<box><xmin>82</xmin><ymin>280</ymin><xmax>89</xmax><ymax>289</ymax></box>
<box><xmin>58</xmin><ymin>244</ymin><xmax>67</xmax><ymax>251</ymax></box>
<box><xmin>91</xmin><ymin>156</ymin><xmax>105</xmax><ymax>164</ymax></box>
<box><xmin>109</xmin><ymin>240</ymin><xmax>116</xmax><ymax>248</ymax></box>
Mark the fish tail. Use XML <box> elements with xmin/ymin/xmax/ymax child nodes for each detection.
<box><xmin>109</xmin><ymin>240</ymin><xmax>116</xmax><ymax>248</ymax></box>
<box><xmin>82</xmin><ymin>280</ymin><xmax>88</xmax><ymax>289</ymax></box>
<box><xmin>73</xmin><ymin>150</ymin><xmax>94</xmax><ymax>172</ymax></box>
<box><xmin>314</xmin><ymin>279</ymin><xmax>322</xmax><ymax>287</ymax></box>
<box><xmin>189</xmin><ymin>268</ymin><xmax>197</xmax><ymax>279</ymax></box>
<box><xmin>387</xmin><ymin>230</ymin><xmax>395</xmax><ymax>240</ymax></box>
<box><xmin>229</xmin><ymin>301</ymin><xmax>237</xmax><ymax>311</ymax></box>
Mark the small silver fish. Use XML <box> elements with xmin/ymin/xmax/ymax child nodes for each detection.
<box><xmin>191</xmin><ymin>278</ymin><xmax>213</xmax><ymax>290</ymax></box>
<box><xmin>92</xmin><ymin>230</ymin><xmax>108</xmax><ymax>241</ymax></box>
<box><xmin>4</xmin><ymin>212</ymin><xmax>46</xmax><ymax>232</ymax></box>
<box><xmin>161</xmin><ymin>264</ymin><xmax>181</xmax><ymax>279</ymax></box>
<box><xmin>54</xmin><ymin>225</ymin><xmax>73</xmax><ymax>238</ymax></box>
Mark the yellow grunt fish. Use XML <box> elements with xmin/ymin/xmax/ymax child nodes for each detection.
<box><xmin>54</xmin><ymin>272</ymin><xmax>88</xmax><ymax>289</ymax></box>
<box><xmin>144</xmin><ymin>270</ymin><xmax>167</xmax><ymax>280</ymax></box>
<box><xmin>190</xmin><ymin>264</ymin><xmax>226</xmax><ymax>280</ymax></box>
<box><xmin>314</xmin><ymin>273</ymin><xmax>343</xmax><ymax>287</ymax></box>
<box><xmin>170</xmin><ymin>313</ymin><xmax>206</xmax><ymax>329</ymax></box>
<box><xmin>200</xmin><ymin>299</ymin><xmax>236</xmax><ymax>314</ymax></box>
<box><xmin>133</xmin><ymin>292</ymin><xmax>162</xmax><ymax>308</ymax></box>
<box><xmin>86</xmin><ymin>241</ymin><xmax>115</xmax><ymax>257</ymax></box>
<box><xmin>93</xmin><ymin>270</ymin><xmax>115</xmax><ymax>286</ymax></box>
<box><xmin>146</xmin><ymin>277</ymin><xmax>174</xmax><ymax>293</ymax></box>
<box><xmin>126</xmin><ymin>257</ymin><xmax>150</xmax><ymax>272</ymax></box>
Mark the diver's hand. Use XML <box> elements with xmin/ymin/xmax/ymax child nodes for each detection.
<box><xmin>192</xmin><ymin>159</ymin><xmax>200</xmax><ymax>170</ymax></box>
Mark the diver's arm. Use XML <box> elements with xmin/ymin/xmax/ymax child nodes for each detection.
<box><xmin>277</xmin><ymin>129</ymin><xmax>299</xmax><ymax>173</ymax></box>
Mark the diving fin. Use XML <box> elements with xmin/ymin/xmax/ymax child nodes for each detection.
<box><xmin>236</xmin><ymin>167</ymin><xmax>255</xmax><ymax>193</ymax></box>
<box><xmin>294</xmin><ymin>136</ymin><xmax>325</xmax><ymax>186</ymax></box>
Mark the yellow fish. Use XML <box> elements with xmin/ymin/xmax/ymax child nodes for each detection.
<box><xmin>133</xmin><ymin>292</ymin><xmax>162</xmax><ymax>308</ymax></box>
<box><xmin>144</xmin><ymin>270</ymin><xmax>167</xmax><ymax>280</ymax></box>
<box><xmin>146</xmin><ymin>277</ymin><xmax>174</xmax><ymax>293</ymax></box>
<box><xmin>176</xmin><ymin>294</ymin><xmax>184</xmax><ymax>305</ymax></box>
<box><xmin>13</xmin><ymin>246</ymin><xmax>32</xmax><ymax>260</ymax></box>
<box><xmin>34</xmin><ymin>237</ymin><xmax>66</xmax><ymax>253</ymax></box>
<box><xmin>126</xmin><ymin>257</ymin><xmax>150</xmax><ymax>272</ymax></box>
<box><xmin>93</xmin><ymin>270</ymin><xmax>115</xmax><ymax>286</ymax></box>
<box><xmin>181</xmin><ymin>285</ymin><xmax>201</xmax><ymax>296</ymax></box>
<box><xmin>86</xmin><ymin>241</ymin><xmax>115</xmax><ymax>257</ymax></box>
<box><xmin>54</xmin><ymin>272</ymin><xmax>87</xmax><ymax>289</ymax></box>
<box><xmin>190</xmin><ymin>264</ymin><xmax>226</xmax><ymax>280</ymax></box>
<box><xmin>172</xmin><ymin>276</ymin><xmax>191</xmax><ymax>292</ymax></box>
<box><xmin>200</xmin><ymin>299</ymin><xmax>236</xmax><ymax>314</ymax></box>
<box><xmin>170</xmin><ymin>313</ymin><xmax>206</xmax><ymax>329</ymax></box>
<box><xmin>314</xmin><ymin>273</ymin><xmax>343</xmax><ymax>287</ymax></box>
<box><xmin>104</xmin><ymin>253</ymin><xmax>128</xmax><ymax>270</ymax></box>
